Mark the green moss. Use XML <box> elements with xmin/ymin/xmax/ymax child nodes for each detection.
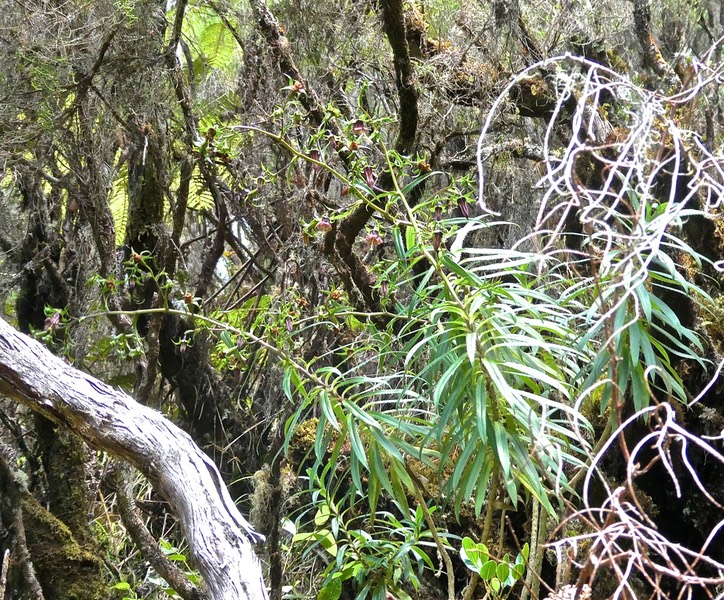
<box><xmin>702</xmin><ymin>295</ymin><xmax>724</xmax><ymax>357</ymax></box>
<box><xmin>22</xmin><ymin>494</ymin><xmax>107</xmax><ymax>600</ymax></box>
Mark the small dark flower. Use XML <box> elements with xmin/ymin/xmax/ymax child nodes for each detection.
<box><xmin>292</xmin><ymin>80</ymin><xmax>304</xmax><ymax>93</ymax></box>
<box><xmin>432</xmin><ymin>230</ymin><xmax>443</xmax><ymax>253</ymax></box>
<box><xmin>256</xmin><ymin>176</ymin><xmax>264</xmax><ymax>191</ymax></box>
<box><xmin>380</xmin><ymin>280</ymin><xmax>389</xmax><ymax>297</ymax></box>
<box><xmin>352</xmin><ymin>119</ymin><xmax>366</xmax><ymax>134</ymax></box>
<box><xmin>309</xmin><ymin>149</ymin><xmax>321</xmax><ymax>172</ymax></box>
<box><xmin>286</xmin><ymin>316</ymin><xmax>294</xmax><ymax>332</ymax></box>
<box><xmin>237</xmin><ymin>335</ymin><xmax>243</xmax><ymax>351</ymax></box>
<box><xmin>180</xmin><ymin>341</ymin><xmax>187</xmax><ymax>354</ymax></box>
<box><xmin>341</xmin><ymin>186</ymin><xmax>350</xmax><ymax>196</ymax></box>
<box><xmin>366</xmin><ymin>229</ymin><xmax>383</xmax><ymax>246</ymax></box>
<box><xmin>457</xmin><ymin>197</ymin><xmax>470</xmax><ymax>219</ymax></box>
<box><xmin>434</xmin><ymin>205</ymin><xmax>443</xmax><ymax>222</ymax></box>
<box><xmin>418</xmin><ymin>160</ymin><xmax>431</xmax><ymax>173</ymax></box>
<box><xmin>317</xmin><ymin>216</ymin><xmax>333</xmax><ymax>232</ymax></box>
<box><xmin>348</xmin><ymin>140</ymin><xmax>359</xmax><ymax>151</ymax></box>
<box><xmin>44</xmin><ymin>312</ymin><xmax>61</xmax><ymax>332</ymax></box>
<box><xmin>363</xmin><ymin>166</ymin><xmax>376</xmax><ymax>187</ymax></box>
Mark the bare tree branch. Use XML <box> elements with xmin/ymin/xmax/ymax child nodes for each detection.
<box><xmin>380</xmin><ymin>0</ymin><xmax>419</xmax><ymax>155</ymax></box>
<box><xmin>0</xmin><ymin>318</ymin><xmax>268</xmax><ymax>600</ymax></box>
<box><xmin>112</xmin><ymin>462</ymin><xmax>207</xmax><ymax>600</ymax></box>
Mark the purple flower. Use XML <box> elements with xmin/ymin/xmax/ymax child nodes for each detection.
<box><xmin>317</xmin><ymin>216</ymin><xmax>333</xmax><ymax>232</ymax></box>
<box><xmin>309</xmin><ymin>149</ymin><xmax>321</xmax><ymax>172</ymax></box>
<box><xmin>44</xmin><ymin>312</ymin><xmax>61</xmax><ymax>332</ymax></box>
<box><xmin>365</xmin><ymin>229</ymin><xmax>383</xmax><ymax>246</ymax></box>
<box><xmin>363</xmin><ymin>166</ymin><xmax>376</xmax><ymax>187</ymax></box>
<box><xmin>352</xmin><ymin>119</ymin><xmax>367</xmax><ymax>134</ymax></box>
<box><xmin>432</xmin><ymin>230</ymin><xmax>442</xmax><ymax>253</ymax></box>
<box><xmin>457</xmin><ymin>197</ymin><xmax>470</xmax><ymax>219</ymax></box>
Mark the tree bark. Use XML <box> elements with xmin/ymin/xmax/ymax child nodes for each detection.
<box><xmin>0</xmin><ymin>318</ymin><xmax>268</xmax><ymax>600</ymax></box>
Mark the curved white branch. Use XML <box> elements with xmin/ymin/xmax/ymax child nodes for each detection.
<box><xmin>0</xmin><ymin>318</ymin><xmax>268</xmax><ymax>600</ymax></box>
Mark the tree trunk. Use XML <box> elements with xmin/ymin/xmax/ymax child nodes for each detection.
<box><xmin>0</xmin><ymin>318</ymin><xmax>268</xmax><ymax>600</ymax></box>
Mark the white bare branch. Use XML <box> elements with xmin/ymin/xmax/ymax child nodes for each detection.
<box><xmin>0</xmin><ymin>318</ymin><xmax>268</xmax><ymax>600</ymax></box>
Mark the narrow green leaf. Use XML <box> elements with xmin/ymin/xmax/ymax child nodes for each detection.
<box><xmin>462</xmin><ymin>450</ymin><xmax>486</xmax><ymax>504</ymax></box>
<box><xmin>631</xmin><ymin>362</ymin><xmax>649</xmax><ymax>412</ymax></box>
<box><xmin>405</xmin><ymin>225</ymin><xmax>416</xmax><ymax>254</ymax></box>
<box><xmin>492</xmin><ymin>421</ymin><xmax>511</xmax><ymax>478</ymax></box>
<box><xmin>319</xmin><ymin>390</ymin><xmax>340</xmax><ymax>431</ymax></box>
<box><xmin>474</xmin><ymin>376</ymin><xmax>488</xmax><ymax>443</ymax></box>
<box><xmin>466</xmin><ymin>332</ymin><xmax>477</xmax><ymax>365</ymax></box>
<box><xmin>474</xmin><ymin>458</ymin><xmax>493</xmax><ymax>517</ymax></box>
<box><xmin>629</xmin><ymin>323</ymin><xmax>641</xmax><ymax>366</ymax></box>
<box><xmin>432</xmin><ymin>354</ymin><xmax>466</xmax><ymax>407</ymax></box>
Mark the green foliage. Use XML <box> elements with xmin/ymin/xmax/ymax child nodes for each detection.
<box><xmin>288</xmin><ymin>480</ymin><xmax>438</xmax><ymax>600</ymax></box>
<box><xmin>109</xmin><ymin>164</ymin><xmax>129</xmax><ymax>246</ymax></box>
<box><xmin>460</xmin><ymin>537</ymin><xmax>528</xmax><ymax>598</ymax></box>
<box><xmin>276</xmin><ymin>71</ymin><xmax>713</xmax><ymax>595</ymax></box>
<box><xmin>180</xmin><ymin>7</ymin><xmax>239</xmax><ymax>78</ymax></box>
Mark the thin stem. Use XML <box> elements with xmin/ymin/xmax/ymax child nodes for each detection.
<box><xmin>406</xmin><ymin>461</ymin><xmax>455</xmax><ymax>600</ymax></box>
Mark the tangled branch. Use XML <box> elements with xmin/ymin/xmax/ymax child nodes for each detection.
<box><xmin>550</xmin><ymin>402</ymin><xmax>724</xmax><ymax>599</ymax></box>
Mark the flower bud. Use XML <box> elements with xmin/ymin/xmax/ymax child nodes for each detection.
<box><xmin>457</xmin><ymin>197</ymin><xmax>470</xmax><ymax>219</ymax></box>
<box><xmin>309</xmin><ymin>149</ymin><xmax>321</xmax><ymax>172</ymax></box>
<box><xmin>432</xmin><ymin>230</ymin><xmax>442</xmax><ymax>253</ymax></box>
<box><xmin>363</xmin><ymin>166</ymin><xmax>376</xmax><ymax>187</ymax></box>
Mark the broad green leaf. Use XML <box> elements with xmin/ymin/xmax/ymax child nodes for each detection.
<box><xmin>317</xmin><ymin>577</ymin><xmax>342</xmax><ymax>600</ymax></box>
<box><xmin>460</xmin><ymin>537</ymin><xmax>488</xmax><ymax>573</ymax></box>
<box><xmin>314</xmin><ymin>503</ymin><xmax>330</xmax><ymax>527</ymax></box>
<box><xmin>495</xmin><ymin>562</ymin><xmax>510</xmax><ymax>585</ymax></box>
<box><xmin>480</xmin><ymin>560</ymin><xmax>496</xmax><ymax>581</ymax></box>
<box><xmin>113</xmin><ymin>582</ymin><xmax>131</xmax><ymax>591</ymax></box>
<box><xmin>318</xmin><ymin>530</ymin><xmax>338</xmax><ymax>556</ymax></box>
